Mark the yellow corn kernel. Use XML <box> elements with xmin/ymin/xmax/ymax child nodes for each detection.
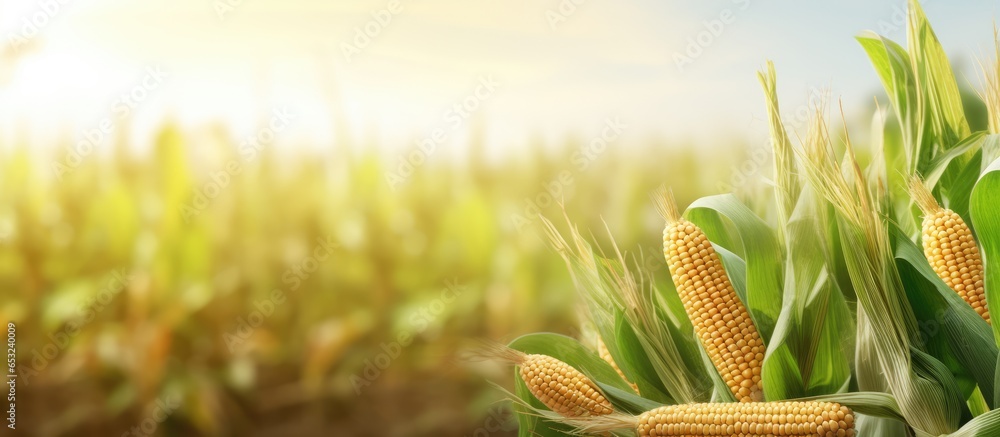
<box><xmin>910</xmin><ymin>177</ymin><xmax>990</xmax><ymax>323</ymax></box>
<box><xmin>656</xmin><ymin>189</ymin><xmax>764</xmax><ymax>402</ymax></box>
<box><xmin>636</xmin><ymin>401</ymin><xmax>855</xmax><ymax>437</ymax></box>
<box><xmin>473</xmin><ymin>343</ymin><xmax>614</xmax><ymax>417</ymax></box>
<box><xmin>520</xmin><ymin>354</ymin><xmax>614</xmax><ymax>417</ymax></box>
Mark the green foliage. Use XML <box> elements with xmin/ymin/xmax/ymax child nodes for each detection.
<box><xmin>497</xmin><ymin>1</ymin><xmax>1000</xmax><ymax>436</ymax></box>
<box><xmin>971</xmin><ymin>158</ymin><xmax>1000</xmax><ymax>346</ymax></box>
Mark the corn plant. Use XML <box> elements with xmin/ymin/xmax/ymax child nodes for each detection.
<box><xmin>484</xmin><ymin>1</ymin><xmax>1000</xmax><ymax>435</ymax></box>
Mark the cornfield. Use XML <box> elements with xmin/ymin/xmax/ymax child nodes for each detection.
<box><xmin>484</xmin><ymin>1</ymin><xmax>1000</xmax><ymax>436</ymax></box>
<box><xmin>4</xmin><ymin>96</ymin><xmax>735</xmax><ymax>433</ymax></box>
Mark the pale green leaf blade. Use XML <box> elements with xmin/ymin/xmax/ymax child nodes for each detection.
<box><xmin>895</xmin><ymin>229</ymin><xmax>998</xmax><ymax>407</ymax></box>
<box><xmin>857</xmin><ymin>32</ymin><xmax>925</xmax><ymax>173</ymax></box>
<box><xmin>907</xmin><ymin>0</ymin><xmax>971</xmax><ymax>147</ymax></box>
<box><xmin>970</xmin><ymin>157</ymin><xmax>1000</xmax><ymax>347</ymax></box>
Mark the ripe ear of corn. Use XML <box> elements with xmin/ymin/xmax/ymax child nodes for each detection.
<box><xmin>472</xmin><ymin>343</ymin><xmax>614</xmax><ymax>417</ymax></box>
<box><xmin>597</xmin><ymin>337</ymin><xmax>639</xmax><ymax>394</ymax></box>
<box><xmin>635</xmin><ymin>401</ymin><xmax>854</xmax><ymax>437</ymax></box>
<box><xmin>520</xmin><ymin>353</ymin><xmax>615</xmax><ymax>417</ymax></box>
<box><xmin>910</xmin><ymin>177</ymin><xmax>990</xmax><ymax>323</ymax></box>
<box><xmin>656</xmin><ymin>189</ymin><xmax>765</xmax><ymax>402</ymax></box>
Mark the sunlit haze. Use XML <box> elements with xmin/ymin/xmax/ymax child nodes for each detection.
<box><xmin>0</xmin><ymin>0</ymin><xmax>997</xmax><ymax>155</ymax></box>
<box><xmin>8</xmin><ymin>1</ymin><xmax>1000</xmax><ymax>435</ymax></box>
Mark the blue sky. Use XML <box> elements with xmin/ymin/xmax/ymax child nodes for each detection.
<box><xmin>0</xmin><ymin>0</ymin><xmax>997</xmax><ymax>155</ymax></box>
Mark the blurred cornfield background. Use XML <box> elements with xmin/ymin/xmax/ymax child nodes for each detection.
<box><xmin>2</xmin><ymin>120</ymin><xmax>752</xmax><ymax>436</ymax></box>
<box><xmin>1</xmin><ymin>1</ymin><xmax>997</xmax><ymax>436</ymax></box>
<box><xmin>0</xmin><ymin>55</ymin><xmax>989</xmax><ymax>434</ymax></box>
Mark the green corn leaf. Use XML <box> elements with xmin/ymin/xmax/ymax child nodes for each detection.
<box><xmin>802</xmin><ymin>276</ymin><xmax>854</xmax><ymax>395</ymax></box>
<box><xmin>983</xmin><ymin>135</ymin><xmax>1000</xmax><ymax>170</ymax></box>
<box><xmin>970</xmin><ymin>157</ymin><xmax>1000</xmax><ymax>347</ymax></box>
<box><xmin>944</xmin><ymin>150</ymin><xmax>984</xmax><ymax>224</ymax></box>
<box><xmin>858</xmin><ymin>32</ymin><xmax>926</xmax><ymax>174</ymax></box>
<box><xmin>994</xmin><ymin>358</ymin><xmax>1000</xmax><ymax>412</ymax></box>
<box><xmin>922</xmin><ymin>132</ymin><xmax>985</xmax><ymax>192</ymax></box>
<box><xmin>906</xmin><ymin>0</ymin><xmax>971</xmax><ymax>150</ymax></box>
<box><xmin>593</xmin><ymin>381</ymin><xmax>663</xmax><ymax>413</ymax></box>
<box><xmin>894</xmin><ymin>228</ymin><xmax>998</xmax><ymax>407</ymax></box>
<box><xmin>969</xmin><ymin>387</ymin><xmax>990</xmax><ymax>418</ymax></box>
<box><xmin>786</xmin><ymin>188</ymin><xmax>854</xmax><ymax>396</ymax></box>
<box><xmin>855</xmin><ymin>415</ymin><xmax>911</xmax><ymax>437</ymax></box>
<box><xmin>649</xmin><ymin>301</ymin><xmax>712</xmax><ymax>400</ymax></box>
<box><xmin>760</xmin><ymin>315</ymin><xmax>806</xmax><ymax>401</ymax></box>
<box><xmin>910</xmin><ymin>346</ymin><xmax>971</xmax><ymax>422</ymax></box>
<box><xmin>757</xmin><ymin>60</ymin><xmax>801</xmax><ymax>234</ymax></box>
<box><xmin>611</xmin><ymin>310</ymin><xmax>675</xmax><ymax>404</ymax></box>
<box><xmin>853</xmin><ymin>307</ymin><xmax>909</xmax><ymax>436</ymax></box>
<box><xmin>855</xmin><ymin>308</ymin><xmax>887</xmax><ymax>393</ymax></box>
<box><xmin>948</xmin><ymin>408</ymin><xmax>1000</xmax><ymax>436</ymax></box>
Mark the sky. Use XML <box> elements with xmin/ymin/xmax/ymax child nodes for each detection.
<box><xmin>0</xmin><ymin>0</ymin><xmax>998</xmax><ymax>156</ymax></box>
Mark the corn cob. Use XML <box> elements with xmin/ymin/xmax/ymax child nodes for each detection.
<box><xmin>597</xmin><ymin>337</ymin><xmax>639</xmax><ymax>393</ymax></box>
<box><xmin>474</xmin><ymin>343</ymin><xmax>614</xmax><ymax>417</ymax></box>
<box><xmin>655</xmin><ymin>189</ymin><xmax>765</xmax><ymax>402</ymax></box>
<box><xmin>574</xmin><ymin>401</ymin><xmax>854</xmax><ymax>437</ymax></box>
<box><xmin>635</xmin><ymin>401</ymin><xmax>854</xmax><ymax>437</ymax></box>
<box><xmin>909</xmin><ymin>177</ymin><xmax>990</xmax><ymax>323</ymax></box>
